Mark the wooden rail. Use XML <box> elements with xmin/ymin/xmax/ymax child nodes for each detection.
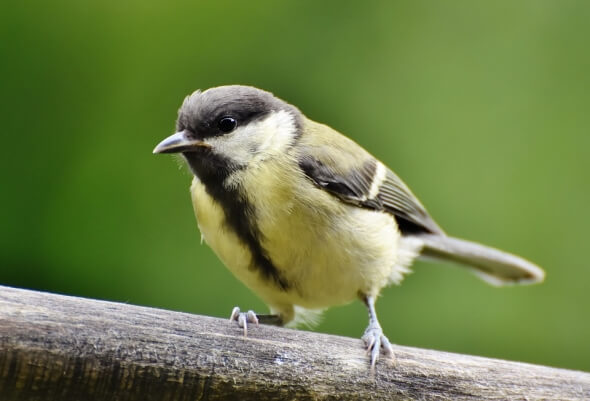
<box><xmin>0</xmin><ymin>285</ymin><xmax>588</xmax><ymax>400</ymax></box>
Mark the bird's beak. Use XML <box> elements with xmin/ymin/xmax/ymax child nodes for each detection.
<box><xmin>153</xmin><ymin>130</ymin><xmax>211</xmax><ymax>154</ymax></box>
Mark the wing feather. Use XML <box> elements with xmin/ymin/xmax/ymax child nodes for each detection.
<box><xmin>296</xmin><ymin>120</ymin><xmax>443</xmax><ymax>235</ymax></box>
<box><xmin>298</xmin><ymin>155</ymin><xmax>443</xmax><ymax>235</ymax></box>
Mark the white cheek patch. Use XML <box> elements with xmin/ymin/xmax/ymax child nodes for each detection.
<box><xmin>205</xmin><ymin>110</ymin><xmax>297</xmax><ymax>166</ymax></box>
<box><xmin>252</xmin><ymin>109</ymin><xmax>297</xmax><ymax>156</ymax></box>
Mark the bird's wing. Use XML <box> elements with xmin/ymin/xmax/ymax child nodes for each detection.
<box><xmin>295</xmin><ymin>121</ymin><xmax>545</xmax><ymax>285</ymax></box>
<box><xmin>297</xmin><ymin>126</ymin><xmax>444</xmax><ymax>236</ymax></box>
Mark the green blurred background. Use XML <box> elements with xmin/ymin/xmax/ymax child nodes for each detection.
<box><xmin>1</xmin><ymin>1</ymin><xmax>589</xmax><ymax>371</ymax></box>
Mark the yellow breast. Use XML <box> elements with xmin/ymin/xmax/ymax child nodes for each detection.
<box><xmin>190</xmin><ymin>155</ymin><xmax>403</xmax><ymax>314</ymax></box>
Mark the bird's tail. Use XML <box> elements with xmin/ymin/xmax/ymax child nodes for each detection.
<box><xmin>415</xmin><ymin>234</ymin><xmax>545</xmax><ymax>286</ymax></box>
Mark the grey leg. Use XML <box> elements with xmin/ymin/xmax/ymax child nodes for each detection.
<box><xmin>361</xmin><ymin>295</ymin><xmax>395</xmax><ymax>369</ymax></box>
<box><xmin>229</xmin><ymin>307</ymin><xmax>283</xmax><ymax>336</ymax></box>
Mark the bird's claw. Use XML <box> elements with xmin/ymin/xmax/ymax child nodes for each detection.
<box><xmin>362</xmin><ymin>325</ymin><xmax>395</xmax><ymax>369</ymax></box>
<box><xmin>229</xmin><ymin>306</ymin><xmax>259</xmax><ymax>336</ymax></box>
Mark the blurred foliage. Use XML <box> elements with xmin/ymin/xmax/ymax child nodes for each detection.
<box><xmin>1</xmin><ymin>0</ymin><xmax>589</xmax><ymax>371</ymax></box>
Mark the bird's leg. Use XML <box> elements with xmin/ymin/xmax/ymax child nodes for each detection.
<box><xmin>361</xmin><ymin>295</ymin><xmax>395</xmax><ymax>369</ymax></box>
<box><xmin>229</xmin><ymin>307</ymin><xmax>283</xmax><ymax>336</ymax></box>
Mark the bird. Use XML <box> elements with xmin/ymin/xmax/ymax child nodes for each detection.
<box><xmin>153</xmin><ymin>85</ymin><xmax>545</xmax><ymax>369</ymax></box>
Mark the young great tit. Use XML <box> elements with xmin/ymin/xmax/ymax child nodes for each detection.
<box><xmin>153</xmin><ymin>85</ymin><xmax>545</xmax><ymax>368</ymax></box>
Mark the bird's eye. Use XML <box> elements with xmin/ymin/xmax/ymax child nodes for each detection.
<box><xmin>218</xmin><ymin>116</ymin><xmax>237</xmax><ymax>133</ymax></box>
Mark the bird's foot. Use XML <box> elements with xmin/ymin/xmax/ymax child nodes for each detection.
<box><xmin>362</xmin><ymin>324</ymin><xmax>395</xmax><ymax>369</ymax></box>
<box><xmin>229</xmin><ymin>306</ymin><xmax>259</xmax><ymax>336</ymax></box>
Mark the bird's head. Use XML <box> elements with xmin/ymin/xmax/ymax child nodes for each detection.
<box><xmin>153</xmin><ymin>85</ymin><xmax>302</xmax><ymax>177</ymax></box>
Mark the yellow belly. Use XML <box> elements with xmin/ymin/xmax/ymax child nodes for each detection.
<box><xmin>190</xmin><ymin>164</ymin><xmax>402</xmax><ymax>318</ymax></box>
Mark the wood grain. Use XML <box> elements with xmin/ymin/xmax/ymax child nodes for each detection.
<box><xmin>0</xmin><ymin>285</ymin><xmax>588</xmax><ymax>400</ymax></box>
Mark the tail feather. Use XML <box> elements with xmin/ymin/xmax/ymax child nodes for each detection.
<box><xmin>415</xmin><ymin>234</ymin><xmax>545</xmax><ymax>286</ymax></box>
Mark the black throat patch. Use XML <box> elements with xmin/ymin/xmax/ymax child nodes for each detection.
<box><xmin>184</xmin><ymin>151</ymin><xmax>290</xmax><ymax>291</ymax></box>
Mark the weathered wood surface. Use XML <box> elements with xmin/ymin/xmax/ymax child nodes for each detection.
<box><xmin>0</xmin><ymin>285</ymin><xmax>588</xmax><ymax>401</ymax></box>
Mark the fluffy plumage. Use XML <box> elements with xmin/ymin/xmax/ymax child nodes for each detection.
<box><xmin>154</xmin><ymin>85</ymin><xmax>545</xmax><ymax>368</ymax></box>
